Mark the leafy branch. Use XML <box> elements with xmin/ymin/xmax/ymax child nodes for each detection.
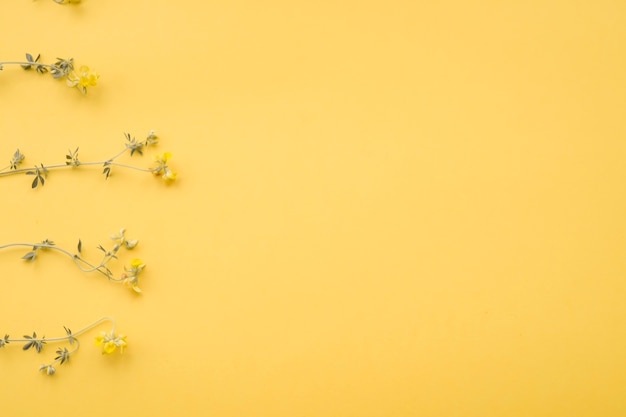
<box><xmin>47</xmin><ymin>0</ymin><xmax>81</xmax><ymax>4</ymax></box>
<box><xmin>0</xmin><ymin>316</ymin><xmax>125</xmax><ymax>376</ymax></box>
<box><xmin>0</xmin><ymin>228</ymin><xmax>146</xmax><ymax>292</ymax></box>
<box><xmin>0</xmin><ymin>130</ymin><xmax>176</xmax><ymax>188</ymax></box>
<box><xmin>0</xmin><ymin>53</ymin><xmax>97</xmax><ymax>94</ymax></box>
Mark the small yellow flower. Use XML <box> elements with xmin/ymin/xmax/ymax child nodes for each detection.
<box><xmin>152</xmin><ymin>152</ymin><xmax>177</xmax><ymax>183</ymax></box>
<box><xmin>95</xmin><ymin>331</ymin><xmax>127</xmax><ymax>354</ymax></box>
<box><xmin>130</xmin><ymin>258</ymin><xmax>144</xmax><ymax>269</ymax></box>
<box><xmin>103</xmin><ymin>340</ymin><xmax>116</xmax><ymax>354</ymax></box>
<box><xmin>153</xmin><ymin>152</ymin><xmax>172</xmax><ymax>164</ymax></box>
<box><xmin>78</xmin><ymin>66</ymin><xmax>98</xmax><ymax>87</ymax></box>
<box><xmin>122</xmin><ymin>259</ymin><xmax>145</xmax><ymax>292</ymax></box>
<box><xmin>163</xmin><ymin>169</ymin><xmax>177</xmax><ymax>183</ymax></box>
<box><xmin>66</xmin><ymin>65</ymin><xmax>99</xmax><ymax>94</ymax></box>
<box><xmin>123</xmin><ymin>277</ymin><xmax>142</xmax><ymax>293</ymax></box>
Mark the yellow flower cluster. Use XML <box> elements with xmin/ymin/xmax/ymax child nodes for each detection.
<box><xmin>66</xmin><ymin>65</ymin><xmax>99</xmax><ymax>94</ymax></box>
<box><xmin>94</xmin><ymin>331</ymin><xmax>127</xmax><ymax>354</ymax></box>
<box><xmin>121</xmin><ymin>258</ymin><xmax>145</xmax><ymax>293</ymax></box>
<box><xmin>152</xmin><ymin>152</ymin><xmax>177</xmax><ymax>183</ymax></box>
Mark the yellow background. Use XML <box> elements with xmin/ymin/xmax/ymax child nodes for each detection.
<box><xmin>1</xmin><ymin>1</ymin><xmax>626</xmax><ymax>415</ymax></box>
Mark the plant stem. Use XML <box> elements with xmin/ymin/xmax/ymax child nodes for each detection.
<box><xmin>0</xmin><ymin>61</ymin><xmax>59</xmax><ymax>69</ymax></box>
<box><xmin>0</xmin><ymin>242</ymin><xmax>112</xmax><ymax>279</ymax></box>
<box><xmin>6</xmin><ymin>316</ymin><xmax>116</xmax><ymax>343</ymax></box>
<box><xmin>82</xmin><ymin>161</ymin><xmax>152</xmax><ymax>172</ymax></box>
<box><xmin>0</xmin><ymin>147</ymin><xmax>153</xmax><ymax>177</ymax></box>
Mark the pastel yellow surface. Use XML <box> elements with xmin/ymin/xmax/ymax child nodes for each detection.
<box><xmin>1</xmin><ymin>1</ymin><xmax>626</xmax><ymax>416</ymax></box>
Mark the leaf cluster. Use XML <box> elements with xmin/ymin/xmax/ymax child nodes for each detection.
<box><xmin>64</xmin><ymin>326</ymin><xmax>75</xmax><ymax>345</ymax></box>
<box><xmin>10</xmin><ymin>149</ymin><xmax>25</xmax><ymax>170</ymax></box>
<box><xmin>22</xmin><ymin>332</ymin><xmax>46</xmax><ymax>353</ymax></box>
<box><xmin>0</xmin><ymin>334</ymin><xmax>9</xmax><ymax>348</ymax></box>
<box><xmin>21</xmin><ymin>239</ymin><xmax>55</xmax><ymax>262</ymax></box>
<box><xmin>65</xmin><ymin>147</ymin><xmax>80</xmax><ymax>167</ymax></box>
<box><xmin>25</xmin><ymin>164</ymin><xmax>48</xmax><ymax>189</ymax></box>
<box><xmin>102</xmin><ymin>160</ymin><xmax>111</xmax><ymax>179</ymax></box>
<box><xmin>124</xmin><ymin>133</ymin><xmax>144</xmax><ymax>156</ymax></box>
<box><xmin>20</xmin><ymin>53</ymin><xmax>47</xmax><ymax>74</ymax></box>
<box><xmin>51</xmin><ymin>57</ymin><xmax>73</xmax><ymax>79</ymax></box>
<box><xmin>55</xmin><ymin>347</ymin><xmax>70</xmax><ymax>364</ymax></box>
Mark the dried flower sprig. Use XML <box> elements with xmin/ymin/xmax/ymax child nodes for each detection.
<box><xmin>0</xmin><ymin>130</ymin><xmax>177</xmax><ymax>188</ymax></box>
<box><xmin>47</xmin><ymin>0</ymin><xmax>81</xmax><ymax>4</ymax></box>
<box><xmin>0</xmin><ymin>53</ymin><xmax>97</xmax><ymax>94</ymax></box>
<box><xmin>0</xmin><ymin>316</ymin><xmax>125</xmax><ymax>376</ymax></box>
<box><xmin>0</xmin><ymin>228</ymin><xmax>146</xmax><ymax>293</ymax></box>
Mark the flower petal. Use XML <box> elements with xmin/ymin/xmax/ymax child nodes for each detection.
<box><xmin>103</xmin><ymin>340</ymin><xmax>116</xmax><ymax>354</ymax></box>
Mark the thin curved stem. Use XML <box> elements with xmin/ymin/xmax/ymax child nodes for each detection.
<box><xmin>73</xmin><ymin>316</ymin><xmax>116</xmax><ymax>337</ymax></box>
<box><xmin>0</xmin><ymin>229</ymin><xmax>144</xmax><ymax>293</ymax></box>
<box><xmin>7</xmin><ymin>316</ymin><xmax>115</xmax><ymax>343</ymax></box>
<box><xmin>0</xmin><ymin>242</ymin><xmax>111</xmax><ymax>279</ymax></box>
<box><xmin>66</xmin><ymin>338</ymin><xmax>81</xmax><ymax>356</ymax></box>
<box><xmin>81</xmin><ymin>161</ymin><xmax>152</xmax><ymax>172</ymax></box>
<box><xmin>0</xmin><ymin>61</ymin><xmax>59</xmax><ymax>69</ymax></box>
<box><xmin>0</xmin><ymin>147</ymin><xmax>153</xmax><ymax>178</ymax></box>
<box><xmin>46</xmin><ymin>337</ymin><xmax>82</xmax><ymax>368</ymax></box>
<box><xmin>0</xmin><ymin>164</ymin><xmax>67</xmax><ymax>176</ymax></box>
<box><xmin>106</xmin><ymin>148</ymin><xmax>129</xmax><ymax>162</ymax></box>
